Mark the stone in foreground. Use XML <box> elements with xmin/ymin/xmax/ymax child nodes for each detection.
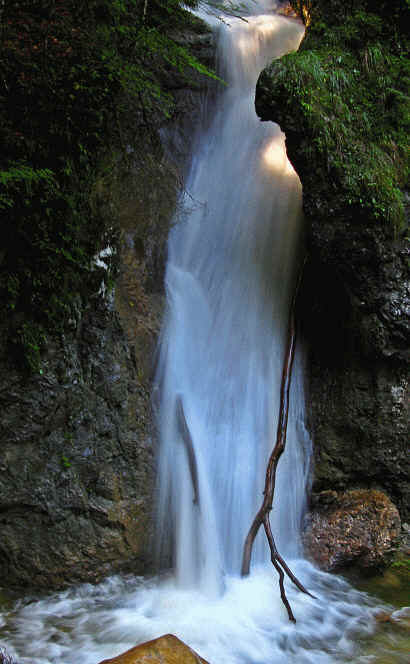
<box><xmin>98</xmin><ymin>634</ymin><xmax>209</xmax><ymax>664</ymax></box>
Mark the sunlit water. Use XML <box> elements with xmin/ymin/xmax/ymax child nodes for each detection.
<box><xmin>0</xmin><ymin>2</ymin><xmax>405</xmax><ymax>663</ymax></box>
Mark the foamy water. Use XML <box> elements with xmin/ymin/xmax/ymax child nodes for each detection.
<box><xmin>0</xmin><ymin>562</ymin><xmax>387</xmax><ymax>664</ymax></box>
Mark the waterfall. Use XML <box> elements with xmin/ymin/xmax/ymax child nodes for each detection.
<box><xmin>0</xmin><ymin>3</ymin><xmax>392</xmax><ymax>663</ymax></box>
<box><xmin>155</xmin><ymin>0</ymin><xmax>309</xmax><ymax>595</ymax></box>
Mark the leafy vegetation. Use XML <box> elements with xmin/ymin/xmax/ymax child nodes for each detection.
<box><xmin>260</xmin><ymin>0</ymin><xmax>409</xmax><ymax>232</ymax></box>
<box><xmin>391</xmin><ymin>557</ymin><xmax>410</xmax><ymax>571</ymax></box>
<box><xmin>61</xmin><ymin>454</ymin><xmax>72</xmax><ymax>469</ymax></box>
<box><xmin>0</xmin><ymin>0</ymin><xmax>213</xmax><ymax>370</ymax></box>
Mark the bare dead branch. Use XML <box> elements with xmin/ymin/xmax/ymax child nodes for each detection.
<box><xmin>241</xmin><ymin>257</ymin><xmax>315</xmax><ymax>621</ymax></box>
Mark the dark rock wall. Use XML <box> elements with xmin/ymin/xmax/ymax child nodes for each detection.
<box><xmin>0</xmin><ymin>21</ymin><xmax>214</xmax><ymax>590</ymax></box>
<box><xmin>298</xmin><ymin>242</ymin><xmax>409</xmax><ymax>519</ymax></box>
<box><xmin>255</xmin><ymin>3</ymin><xmax>409</xmax><ymax>521</ymax></box>
<box><xmin>0</xmin><ymin>302</ymin><xmax>153</xmax><ymax>587</ymax></box>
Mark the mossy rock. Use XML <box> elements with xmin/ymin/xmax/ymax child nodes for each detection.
<box><xmin>256</xmin><ymin>0</ymin><xmax>409</xmax><ymax>235</ymax></box>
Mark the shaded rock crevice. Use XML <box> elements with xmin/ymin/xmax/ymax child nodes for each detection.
<box><xmin>255</xmin><ymin>0</ymin><xmax>409</xmax><ymax>527</ymax></box>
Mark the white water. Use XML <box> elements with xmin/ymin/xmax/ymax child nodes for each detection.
<box><xmin>0</xmin><ymin>2</ymin><xmax>394</xmax><ymax>663</ymax></box>
<box><xmin>0</xmin><ymin>566</ymin><xmax>387</xmax><ymax>664</ymax></box>
<box><xmin>155</xmin><ymin>2</ymin><xmax>309</xmax><ymax>596</ymax></box>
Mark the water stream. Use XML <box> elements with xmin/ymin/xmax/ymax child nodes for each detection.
<box><xmin>0</xmin><ymin>2</ymin><xmax>405</xmax><ymax>663</ymax></box>
<box><xmin>154</xmin><ymin>1</ymin><xmax>309</xmax><ymax>595</ymax></box>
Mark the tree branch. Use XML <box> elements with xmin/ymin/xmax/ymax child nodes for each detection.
<box><xmin>241</xmin><ymin>257</ymin><xmax>315</xmax><ymax>621</ymax></box>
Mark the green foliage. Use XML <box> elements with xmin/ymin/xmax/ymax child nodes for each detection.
<box><xmin>391</xmin><ymin>558</ymin><xmax>410</xmax><ymax>571</ymax></box>
<box><xmin>11</xmin><ymin>321</ymin><xmax>47</xmax><ymax>373</ymax></box>
<box><xmin>0</xmin><ymin>164</ymin><xmax>57</xmax><ymax>210</ymax></box>
<box><xmin>290</xmin><ymin>0</ymin><xmax>409</xmax><ymax>29</ymax></box>
<box><xmin>0</xmin><ymin>0</ymin><xmax>215</xmax><ymax>370</ymax></box>
<box><xmin>268</xmin><ymin>2</ymin><xmax>409</xmax><ymax>233</ymax></box>
<box><xmin>61</xmin><ymin>455</ymin><xmax>72</xmax><ymax>469</ymax></box>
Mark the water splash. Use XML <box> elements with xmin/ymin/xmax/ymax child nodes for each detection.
<box><xmin>0</xmin><ymin>563</ymin><xmax>390</xmax><ymax>664</ymax></box>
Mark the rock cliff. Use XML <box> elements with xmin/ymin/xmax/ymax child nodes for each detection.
<box><xmin>0</xmin><ymin>3</ymin><xmax>214</xmax><ymax>589</ymax></box>
<box><xmin>255</xmin><ymin>0</ymin><xmax>409</xmax><ymax>525</ymax></box>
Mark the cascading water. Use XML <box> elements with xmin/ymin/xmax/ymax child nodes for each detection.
<box><xmin>0</xmin><ymin>3</ymin><xmax>403</xmax><ymax>663</ymax></box>
<box><xmin>154</xmin><ymin>1</ymin><xmax>310</xmax><ymax>595</ymax></box>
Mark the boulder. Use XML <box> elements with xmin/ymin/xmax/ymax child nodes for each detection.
<box><xmin>304</xmin><ymin>489</ymin><xmax>401</xmax><ymax>571</ymax></box>
<box><xmin>98</xmin><ymin>634</ymin><xmax>209</xmax><ymax>664</ymax></box>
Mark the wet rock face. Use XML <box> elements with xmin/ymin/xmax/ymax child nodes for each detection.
<box><xmin>98</xmin><ymin>634</ymin><xmax>209</xmax><ymax>664</ymax></box>
<box><xmin>0</xmin><ymin>301</ymin><xmax>155</xmax><ymax>588</ymax></box>
<box><xmin>255</xmin><ymin>4</ymin><xmax>410</xmax><ymax>522</ymax></box>
<box><xmin>308</xmin><ymin>347</ymin><xmax>410</xmax><ymax>519</ymax></box>
<box><xmin>0</xmin><ymin>168</ymin><xmax>165</xmax><ymax>589</ymax></box>
<box><xmin>299</xmin><ymin>257</ymin><xmax>410</xmax><ymax>517</ymax></box>
<box><xmin>297</xmin><ymin>180</ymin><xmax>410</xmax><ymax>523</ymax></box>
<box><xmin>0</xmin><ymin>20</ymin><xmax>215</xmax><ymax>590</ymax></box>
<box><xmin>304</xmin><ymin>490</ymin><xmax>401</xmax><ymax>572</ymax></box>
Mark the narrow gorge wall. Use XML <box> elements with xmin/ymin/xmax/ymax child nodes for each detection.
<box><xmin>0</xmin><ymin>10</ymin><xmax>214</xmax><ymax>589</ymax></box>
<box><xmin>255</xmin><ymin>1</ymin><xmax>409</xmax><ymax>528</ymax></box>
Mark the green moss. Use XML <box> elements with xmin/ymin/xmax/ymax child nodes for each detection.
<box><xmin>0</xmin><ymin>0</ymin><xmax>215</xmax><ymax>371</ymax></box>
<box><xmin>259</xmin><ymin>1</ymin><xmax>409</xmax><ymax>234</ymax></box>
<box><xmin>391</xmin><ymin>557</ymin><xmax>410</xmax><ymax>571</ymax></box>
